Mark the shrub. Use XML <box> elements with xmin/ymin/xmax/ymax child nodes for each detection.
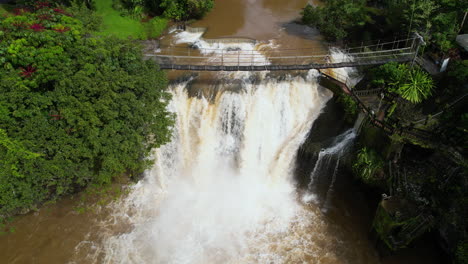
<box><xmin>337</xmin><ymin>93</ymin><xmax>359</xmax><ymax>123</ymax></box>
<box><xmin>145</xmin><ymin>16</ymin><xmax>167</xmax><ymax>38</ymax></box>
<box><xmin>353</xmin><ymin>147</ymin><xmax>384</xmax><ymax>186</ymax></box>
<box><xmin>369</xmin><ymin>63</ymin><xmax>434</xmax><ymax>104</ymax></box>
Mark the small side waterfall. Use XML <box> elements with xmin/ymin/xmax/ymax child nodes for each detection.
<box><xmin>304</xmin><ymin>129</ymin><xmax>356</xmax><ymax>208</ymax></box>
<box><xmin>322</xmin><ymin>150</ymin><xmax>342</xmax><ymax>213</ymax></box>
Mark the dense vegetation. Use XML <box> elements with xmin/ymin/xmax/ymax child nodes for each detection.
<box><xmin>0</xmin><ymin>1</ymin><xmax>173</xmax><ymax>218</ymax></box>
<box><xmin>348</xmin><ymin>54</ymin><xmax>467</xmax><ymax>260</ymax></box>
<box><xmin>349</xmin><ymin>53</ymin><xmax>467</xmax><ymax>264</ymax></box>
<box><xmin>369</xmin><ymin>62</ymin><xmax>434</xmax><ymax>103</ymax></box>
<box><xmin>17</xmin><ymin>0</ymin><xmax>170</xmax><ymax>39</ymax></box>
<box><xmin>302</xmin><ymin>0</ymin><xmax>467</xmax><ymax>52</ymax></box>
<box><xmin>302</xmin><ymin>1</ymin><xmax>468</xmax><ymax>262</ymax></box>
<box><xmin>302</xmin><ymin>0</ymin><xmax>371</xmax><ymax>41</ymax></box>
<box><xmin>116</xmin><ymin>0</ymin><xmax>214</xmax><ymax>20</ymax></box>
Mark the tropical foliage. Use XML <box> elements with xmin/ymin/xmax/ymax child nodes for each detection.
<box><xmin>302</xmin><ymin>0</ymin><xmax>467</xmax><ymax>51</ymax></box>
<box><xmin>398</xmin><ymin>67</ymin><xmax>434</xmax><ymax>103</ymax></box>
<box><xmin>0</xmin><ymin>2</ymin><xmax>173</xmax><ymax>217</ymax></box>
<box><xmin>302</xmin><ymin>0</ymin><xmax>371</xmax><ymax>40</ymax></box>
<box><xmin>337</xmin><ymin>93</ymin><xmax>359</xmax><ymax>123</ymax></box>
<box><xmin>381</xmin><ymin>0</ymin><xmax>466</xmax><ymax>51</ymax></box>
<box><xmin>369</xmin><ymin>62</ymin><xmax>433</xmax><ymax>103</ymax></box>
<box><xmin>353</xmin><ymin>147</ymin><xmax>384</xmax><ymax>186</ymax></box>
<box><xmin>118</xmin><ymin>0</ymin><xmax>215</xmax><ymax>20</ymax></box>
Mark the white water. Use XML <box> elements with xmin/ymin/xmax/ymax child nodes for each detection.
<box><xmin>303</xmin><ymin>129</ymin><xmax>357</xmax><ymax>206</ymax></box>
<box><xmin>98</xmin><ymin>72</ymin><xmax>332</xmax><ymax>264</ymax></box>
<box><xmin>86</xmin><ymin>32</ymin><xmax>378</xmax><ymax>264</ymax></box>
<box><xmin>174</xmin><ymin>31</ymin><xmax>273</xmax><ymax>66</ymax></box>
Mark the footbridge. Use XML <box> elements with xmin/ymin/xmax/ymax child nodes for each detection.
<box><xmin>145</xmin><ymin>36</ymin><xmax>424</xmax><ymax>71</ymax></box>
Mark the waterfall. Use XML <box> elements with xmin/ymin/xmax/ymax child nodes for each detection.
<box><xmin>81</xmin><ymin>31</ymin><xmax>378</xmax><ymax>264</ymax></box>
<box><xmin>304</xmin><ymin>129</ymin><xmax>356</xmax><ymax>207</ymax></box>
<box><xmin>321</xmin><ymin>150</ymin><xmax>341</xmax><ymax>213</ymax></box>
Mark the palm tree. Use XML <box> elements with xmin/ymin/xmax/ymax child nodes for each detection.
<box><xmin>398</xmin><ymin>67</ymin><xmax>434</xmax><ymax>104</ymax></box>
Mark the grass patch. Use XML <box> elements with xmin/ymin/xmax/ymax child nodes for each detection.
<box><xmin>95</xmin><ymin>0</ymin><xmax>167</xmax><ymax>39</ymax></box>
<box><xmin>95</xmin><ymin>0</ymin><xmax>145</xmax><ymax>38</ymax></box>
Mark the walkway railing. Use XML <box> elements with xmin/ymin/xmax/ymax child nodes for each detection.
<box><xmin>319</xmin><ymin>71</ymin><xmax>442</xmax><ymax>143</ymax></box>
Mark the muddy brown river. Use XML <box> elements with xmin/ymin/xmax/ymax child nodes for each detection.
<box><xmin>0</xmin><ymin>1</ymin><xmax>445</xmax><ymax>263</ymax></box>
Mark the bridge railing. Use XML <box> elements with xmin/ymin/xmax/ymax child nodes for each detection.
<box><xmin>147</xmin><ymin>48</ymin><xmax>415</xmax><ymax>68</ymax></box>
<box><xmin>145</xmin><ymin>36</ymin><xmax>421</xmax><ymax>70</ymax></box>
<box><xmin>353</xmin><ymin>88</ymin><xmax>384</xmax><ymax>97</ymax></box>
<box><xmin>334</xmin><ymin>37</ymin><xmax>417</xmax><ymax>54</ymax></box>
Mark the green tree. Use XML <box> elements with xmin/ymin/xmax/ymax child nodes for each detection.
<box><xmin>369</xmin><ymin>61</ymin><xmax>408</xmax><ymax>88</ymax></box>
<box><xmin>68</xmin><ymin>1</ymin><xmax>102</xmax><ymax>32</ymax></box>
<box><xmin>0</xmin><ymin>2</ymin><xmax>173</xmax><ymax>217</ymax></box>
<box><xmin>382</xmin><ymin>0</ymin><xmax>468</xmax><ymax>51</ymax></box>
<box><xmin>159</xmin><ymin>0</ymin><xmax>214</xmax><ymax>20</ymax></box>
<box><xmin>0</xmin><ymin>129</ymin><xmax>48</xmax><ymax>215</ymax></box>
<box><xmin>302</xmin><ymin>0</ymin><xmax>371</xmax><ymax>40</ymax></box>
<box><xmin>128</xmin><ymin>0</ymin><xmax>214</xmax><ymax>20</ymax></box>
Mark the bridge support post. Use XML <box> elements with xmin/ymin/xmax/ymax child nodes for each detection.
<box><xmin>411</xmin><ymin>33</ymin><xmax>425</xmax><ymax>68</ymax></box>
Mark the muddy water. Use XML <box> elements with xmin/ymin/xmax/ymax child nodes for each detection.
<box><xmin>0</xmin><ymin>1</ymin><xmax>445</xmax><ymax>264</ymax></box>
<box><xmin>0</xmin><ymin>197</ymin><xmax>100</xmax><ymax>264</ymax></box>
<box><xmin>192</xmin><ymin>0</ymin><xmax>323</xmax><ymax>43</ymax></box>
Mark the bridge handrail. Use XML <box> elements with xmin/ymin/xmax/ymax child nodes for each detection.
<box><xmin>354</xmin><ymin>88</ymin><xmax>384</xmax><ymax>97</ymax></box>
<box><xmin>159</xmin><ymin>45</ymin><xmax>412</xmax><ymax>55</ymax></box>
<box><xmin>319</xmin><ymin>71</ymin><xmax>441</xmax><ymax>142</ymax></box>
<box><xmin>150</xmin><ymin>52</ymin><xmax>412</xmax><ymax>60</ymax></box>
<box><xmin>148</xmin><ymin>52</ymin><xmax>415</xmax><ymax>68</ymax></box>
<box><xmin>156</xmin><ymin>36</ymin><xmax>417</xmax><ymax>53</ymax></box>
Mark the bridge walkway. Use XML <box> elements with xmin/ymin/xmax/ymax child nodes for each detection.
<box><xmin>145</xmin><ymin>37</ymin><xmax>421</xmax><ymax>71</ymax></box>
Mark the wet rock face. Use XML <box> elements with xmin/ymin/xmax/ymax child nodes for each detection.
<box><xmin>294</xmin><ymin>96</ymin><xmax>350</xmax><ymax>189</ymax></box>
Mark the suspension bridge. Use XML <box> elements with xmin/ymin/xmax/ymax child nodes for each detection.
<box><xmin>145</xmin><ymin>35</ymin><xmax>424</xmax><ymax>71</ymax></box>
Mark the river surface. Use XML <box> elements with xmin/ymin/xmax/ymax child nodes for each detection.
<box><xmin>0</xmin><ymin>1</ymin><xmax>445</xmax><ymax>263</ymax></box>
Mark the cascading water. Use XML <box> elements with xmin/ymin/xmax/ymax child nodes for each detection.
<box><xmin>98</xmin><ymin>72</ymin><xmax>332</xmax><ymax>263</ymax></box>
<box><xmin>303</xmin><ymin>129</ymin><xmax>357</xmax><ymax>210</ymax></box>
<box><xmin>81</xmin><ymin>31</ymin><xmax>379</xmax><ymax>264</ymax></box>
